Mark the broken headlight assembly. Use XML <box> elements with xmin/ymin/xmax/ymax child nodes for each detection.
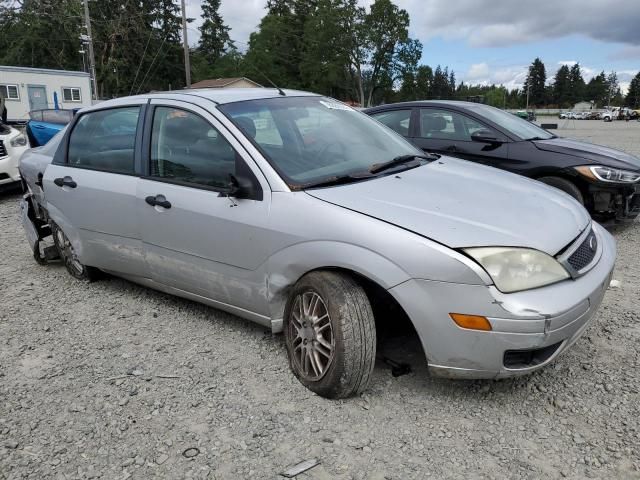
<box><xmin>10</xmin><ymin>134</ymin><xmax>28</xmax><ymax>148</ymax></box>
<box><xmin>463</xmin><ymin>247</ymin><xmax>570</xmax><ymax>293</ymax></box>
<box><xmin>575</xmin><ymin>165</ymin><xmax>640</xmax><ymax>184</ymax></box>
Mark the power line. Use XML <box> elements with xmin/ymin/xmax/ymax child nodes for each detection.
<box><xmin>129</xmin><ymin>29</ymin><xmax>153</xmax><ymax>95</ymax></box>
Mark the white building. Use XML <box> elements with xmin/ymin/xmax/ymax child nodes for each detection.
<box><xmin>0</xmin><ymin>65</ymin><xmax>93</xmax><ymax>122</ymax></box>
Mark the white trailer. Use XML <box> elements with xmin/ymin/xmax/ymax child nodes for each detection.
<box><xmin>0</xmin><ymin>65</ymin><xmax>93</xmax><ymax>122</ymax></box>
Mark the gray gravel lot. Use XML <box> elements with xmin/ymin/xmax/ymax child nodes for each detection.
<box><xmin>1</xmin><ymin>121</ymin><xmax>640</xmax><ymax>480</ymax></box>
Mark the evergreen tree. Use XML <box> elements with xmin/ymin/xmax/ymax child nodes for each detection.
<box><xmin>585</xmin><ymin>71</ymin><xmax>608</xmax><ymax>106</ymax></box>
<box><xmin>626</xmin><ymin>71</ymin><xmax>640</xmax><ymax>108</ymax></box>
<box><xmin>198</xmin><ymin>0</ymin><xmax>232</xmax><ymax>65</ymax></box>
<box><xmin>415</xmin><ymin>65</ymin><xmax>433</xmax><ymax>99</ymax></box>
<box><xmin>568</xmin><ymin>63</ymin><xmax>585</xmax><ymax>105</ymax></box>
<box><xmin>552</xmin><ymin>65</ymin><xmax>571</xmax><ymax>107</ymax></box>
<box><xmin>523</xmin><ymin>57</ymin><xmax>547</xmax><ymax>107</ymax></box>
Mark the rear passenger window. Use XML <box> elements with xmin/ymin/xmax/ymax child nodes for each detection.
<box><xmin>67</xmin><ymin>107</ymin><xmax>140</xmax><ymax>173</ymax></box>
<box><xmin>149</xmin><ymin>107</ymin><xmax>236</xmax><ymax>189</ymax></box>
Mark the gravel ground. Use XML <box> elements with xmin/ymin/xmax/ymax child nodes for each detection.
<box><xmin>1</xmin><ymin>122</ymin><xmax>640</xmax><ymax>480</ymax></box>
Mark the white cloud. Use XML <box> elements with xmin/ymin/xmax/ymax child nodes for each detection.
<box><xmin>400</xmin><ymin>0</ymin><xmax>640</xmax><ymax>47</ymax></box>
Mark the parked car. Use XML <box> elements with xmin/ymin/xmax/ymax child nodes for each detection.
<box><xmin>0</xmin><ymin>121</ymin><xmax>29</xmax><ymax>189</ymax></box>
<box><xmin>26</xmin><ymin>109</ymin><xmax>77</xmax><ymax>147</ymax></box>
<box><xmin>584</xmin><ymin>111</ymin><xmax>601</xmax><ymax>120</ymax></box>
<box><xmin>365</xmin><ymin>100</ymin><xmax>640</xmax><ymax>222</ymax></box>
<box><xmin>20</xmin><ymin>89</ymin><xmax>615</xmax><ymax>398</ymax></box>
<box><xmin>514</xmin><ymin>110</ymin><xmax>536</xmax><ymax>121</ymax></box>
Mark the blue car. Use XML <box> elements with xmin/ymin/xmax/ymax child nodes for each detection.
<box><xmin>26</xmin><ymin>109</ymin><xmax>78</xmax><ymax>147</ymax></box>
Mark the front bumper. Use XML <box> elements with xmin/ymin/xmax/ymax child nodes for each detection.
<box><xmin>389</xmin><ymin>222</ymin><xmax>616</xmax><ymax>379</ymax></box>
<box><xmin>0</xmin><ymin>144</ymin><xmax>28</xmax><ymax>185</ymax></box>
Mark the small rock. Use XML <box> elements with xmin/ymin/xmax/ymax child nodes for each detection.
<box><xmin>609</xmin><ymin>279</ymin><xmax>621</xmax><ymax>288</ymax></box>
<box><xmin>156</xmin><ymin>453</ymin><xmax>169</xmax><ymax>465</ymax></box>
<box><xmin>4</xmin><ymin>440</ymin><xmax>19</xmax><ymax>449</ymax></box>
<box><xmin>183</xmin><ymin>447</ymin><xmax>200</xmax><ymax>458</ymax></box>
<box><xmin>118</xmin><ymin>398</ymin><xmax>129</xmax><ymax>407</ymax></box>
<box><xmin>134</xmin><ymin>455</ymin><xmax>145</xmax><ymax>466</ymax></box>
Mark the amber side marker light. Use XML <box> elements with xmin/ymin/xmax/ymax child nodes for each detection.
<box><xmin>449</xmin><ymin>313</ymin><xmax>492</xmax><ymax>331</ymax></box>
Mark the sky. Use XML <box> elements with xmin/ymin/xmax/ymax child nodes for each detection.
<box><xmin>184</xmin><ymin>0</ymin><xmax>640</xmax><ymax>94</ymax></box>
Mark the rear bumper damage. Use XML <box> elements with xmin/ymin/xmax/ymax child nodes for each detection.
<box><xmin>20</xmin><ymin>194</ymin><xmax>58</xmax><ymax>264</ymax></box>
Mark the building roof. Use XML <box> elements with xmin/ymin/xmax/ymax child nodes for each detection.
<box><xmin>190</xmin><ymin>77</ymin><xmax>262</xmax><ymax>88</ymax></box>
<box><xmin>0</xmin><ymin>65</ymin><xmax>90</xmax><ymax>77</ymax></box>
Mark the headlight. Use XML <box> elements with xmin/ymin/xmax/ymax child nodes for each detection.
<box><xmin>575</xmin><ymin>165</ymin><xmax>640</xmax><ymax>183</ymax></box>
<box><xmin>463</xmin><ymin>247</ymin><xmax>570</xmax><ymax>293</ymax></box>
<box><xmin>10</xmin><ymin>134</ymin><xmax>28</xmax><ymax>148</ymax></box>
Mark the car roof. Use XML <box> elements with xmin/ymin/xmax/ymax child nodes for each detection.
<box><xmin>84</xmin><ymin>88</ymin><xmax>321</xmax><ymax>112</ymax></box>
<box><xmin>364</xmin><ymin>100</ymin><xmax>489</xmax><ymax>112</ymax></box>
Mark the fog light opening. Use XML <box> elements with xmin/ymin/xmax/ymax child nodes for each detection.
<box><xmin>449</xmin><ymin>313</ymin><xmax>492</xmax><ymax>331</ymax></box>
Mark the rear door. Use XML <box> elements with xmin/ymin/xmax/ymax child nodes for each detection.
<box><xmin>412</xmin><ymin>108</ymin><xmax>510</xmax><ymax>166</ymax></box>
<box><xmin>27</xmin><ymin>85</ymin><xmax>48</xmax><ymax>111</ymax></box>
<box><xmin>43</xmin><ymin>104</ymin><xmax>147</xmax><ymax>277</ymax></box>
<box><xmin>137</xmin><ymin>100</ymin><xmax>272</xmax><ymax>319</ymax></box>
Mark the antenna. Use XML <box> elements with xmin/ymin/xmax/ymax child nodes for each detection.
<box><xmin>244</xmin><ymin>63</ymin><xmax>286</xmax><ymax>96</ymax></box>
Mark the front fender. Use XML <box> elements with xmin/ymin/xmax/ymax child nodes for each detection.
<box><xmin>266</xmin><ymin>240</ymin><xmax>411</xmax><ymax>330</ymax></box>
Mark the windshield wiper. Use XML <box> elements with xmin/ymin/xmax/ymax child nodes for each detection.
<box><xmin>300</xmin><ymin>173</ymin><xmax>374</xmax><ymax>189</ymax></box>
<box><xmin>369</xmin><ymin>154</ymin><xmax>435</xmax><ymax>174</ymax></box>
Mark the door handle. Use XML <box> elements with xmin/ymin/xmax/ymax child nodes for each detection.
<box><xmin>53</xmin><ymin>177</ymin><xmax>77</xmax><ymax>188</ymax></box>
<box><xmin>145</xmin><ymin>195</ymin><xmax>171</xmax><ymax>209</ymax></box>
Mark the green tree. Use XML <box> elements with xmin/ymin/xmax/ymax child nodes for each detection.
<box><xmin>606</xmin><ymin>71</ymin><xmax>623</xmax><ymax>106</ymax></box>
<box><xmin>198</xmin><ymin>0</ymin><xmax>232</xmax><ymax>65</ymax></box>
<box><xmin>523</xmin><ymin>57</ymin><xmax>547</xmax><ymax>107</ymax></box>
<box><xmin>585</xmin><ymin>71</ymin><xmax>608</xmax><ymax>106</ymax></box>
<box><xmin>552</xmin><ymin>64</ymin><xmax>571</xmax><ymax>107</ymax></box>
<box><xmin>626</xmin><ymin>71</ymin><xmax>640</xmax><ymax>108</ymax></box>
<box><xmin>414</xmin><ymin>65</ymin><xmax>433</xmax><ymax>99</ymax></box>
<box><xmin>568</xmin><ymin>63</ymin><xmax>585</xmax><ymax>105</ymax></box>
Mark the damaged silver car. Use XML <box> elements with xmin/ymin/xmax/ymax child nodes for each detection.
<box><xmin>20</xmin><ymin>89</ymin><xmax>616</xmax><ymax>398</ymax></box>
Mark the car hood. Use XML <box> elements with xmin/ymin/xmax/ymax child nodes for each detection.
<box><xmin>533</xmin><ymin>137</ymin><xmax>640</xmax><ymax>170</ymax></box>
<box><xmin>306</xmin><ymin>157</ymin><xmax>590</xmax><ymax>255</ymax></box>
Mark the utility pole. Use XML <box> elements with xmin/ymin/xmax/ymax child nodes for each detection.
<box><xmin>525</xmin><ymin>82</ymin><xmax>531</xmax><ymax>111</ymax></box>
<box><xmin>82</xmin><ymin>0</ymin><xmax>98</xmax><ymax>101</ymax></box>
<box><xmin>181</xmin><ymin>0</ymin><xmax>191</xmax><ymax>88</ymax></box>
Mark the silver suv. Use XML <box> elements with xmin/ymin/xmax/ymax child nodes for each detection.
<box><xmin>20</xmin><ymin>89</ymin><xmax>615</xmax><ymax>398</ymax></box>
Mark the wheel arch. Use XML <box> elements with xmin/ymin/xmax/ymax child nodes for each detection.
<box><xmin>266</xmin><ymin>241</ymin><xmax>412</xmax><ymax>333</ymax></box>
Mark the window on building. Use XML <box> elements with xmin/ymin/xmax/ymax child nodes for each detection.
<box><xmin>0</xmin><ymin>84</ymin><xmax>20</xmax><ymax>100</ymax></box>
<box><xmin>62</xmin><ymin>87</ymin><xmax>81</xmax><ymax>102</ymax></box>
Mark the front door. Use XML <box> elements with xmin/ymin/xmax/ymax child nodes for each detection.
<box><xmin>138</xmin><ymin>100</ymin><xmax>272</xmax><ymax>317</ymax></box>
<box><xmin>42</xmin><ymin>105</ymin><xmax>147</xmax><ymax>277</ymax></box>
<box><xmin>412</xmin><ymin>108</ymin><xmax>510</xmax><ymax>167</ymax></box>
<box><xmin>27</xmin><ymin>86</ymin><xmax>48</xmax><ymax>111</ymax></box>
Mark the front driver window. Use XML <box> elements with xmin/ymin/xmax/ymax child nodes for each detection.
<box><xmin>371</xmin><ymin>109</ymin><xmax>412</xmax><ymax>136</ymax></box>
<box><xmin>420</xmin><ymin>109</ymin><xmax>492</xmax><ymax>141</ymax></box>
<box><xmin>150</xmin><ymin>107</ymin><xmax>236</xmax><ymax>189</ymax></box>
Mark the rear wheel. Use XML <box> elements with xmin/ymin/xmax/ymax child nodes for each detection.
<box><xmin>284</xmin><ymin>271</ymin><xmax>376</xmax><ymax>399</ymax></box>
<box><xmin>51</xmin><ymin>223</ymin><xmax>98</xmax><ymax>281</ymax></box>
<box><xmin>537</xmin><ymin>176</ymin><xmax>584</xmax><ymax>205</ymax></box>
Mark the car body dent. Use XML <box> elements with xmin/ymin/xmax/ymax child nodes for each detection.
<box><xmin>265</xmin><ymin>190</ymin><xmax>490</xmax><ymax>330</ymax></box>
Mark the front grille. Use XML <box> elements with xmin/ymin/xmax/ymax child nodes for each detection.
<box><xmin>567</xmin><ymin>229</ymin><xmax>598</xmax><ymax>271</ymax></box>
<box><xmin>0</xmin><ymin>140</ymin><xmax>6</xmax><ymax>157</ymax></box>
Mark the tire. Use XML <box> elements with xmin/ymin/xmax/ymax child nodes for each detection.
<box><xmin>284</xmin><ymin>271</ymin><xmax>376</xmax><ymax>399</ymax></box>
<box><xmin>51</xmin><ymin>223</ymin><xmax>98</xmax><ymax>281</ymax></box>
<box><xmin>537</xmin><ymin>176</ymin><xmax>584</xmax><ymax>205</ymax></box>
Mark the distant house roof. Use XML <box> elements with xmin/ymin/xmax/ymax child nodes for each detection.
<box><xmin>190</xmin><ymin>77</ymin><xmax>262</xmax><ymax>89</ymax></box>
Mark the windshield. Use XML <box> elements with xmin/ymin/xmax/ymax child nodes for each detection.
<box><xmin>466</xmin><ymin>104</ymin><xmax>554</xmax><ymax>140</ymax></box>
<box><xmin>219</xmin><ymin>96</ymin><xmax>421</xmax><ymax>187</ymax></box>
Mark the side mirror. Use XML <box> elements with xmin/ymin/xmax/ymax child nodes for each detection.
<box><xmin>218</xmin><ymin>173</ymin><xmax>258</xmax><ymax>200</ymax></box>
<box><xmin>471</xmin><ymin>129</ymin><xmax>502</xmax><ymax>145</ymax></box>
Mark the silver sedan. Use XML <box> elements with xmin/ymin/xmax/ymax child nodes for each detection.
<box><xmin>19</xmin><ymin>89</ymin><xmax>615</xmax><ymax>398</ymax></box>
